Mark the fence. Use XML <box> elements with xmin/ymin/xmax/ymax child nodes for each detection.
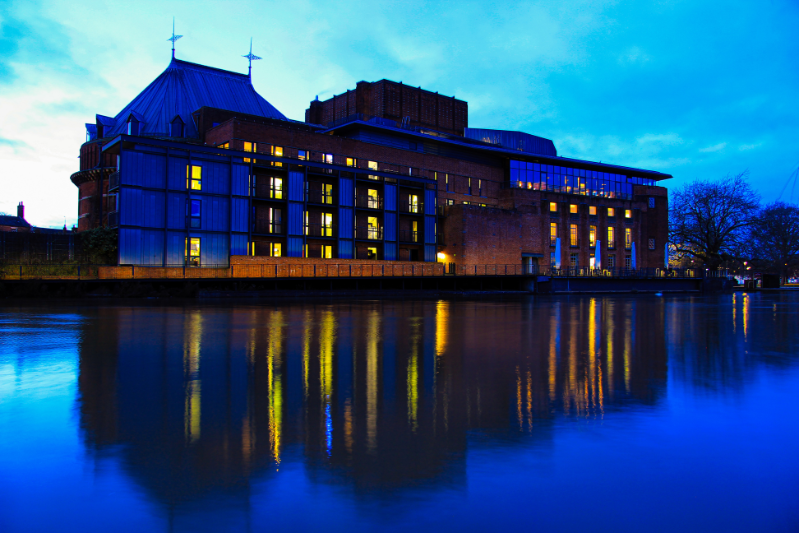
<box><xmin>0</xmin><ymin>263</ymin><xmax>730</xmax><ymax>281</ymax></box>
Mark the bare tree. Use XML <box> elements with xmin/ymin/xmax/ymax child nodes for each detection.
<box><xmin>750</xmin><ymin>201</ymin><xmax>799</xmax><ymax>282</ymax></box>
<box><xmin>669</xmin><ymin>172</ymin><xmax>760</xmax><ymax>269</ymax></box>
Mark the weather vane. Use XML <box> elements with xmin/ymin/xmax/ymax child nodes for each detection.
<box><xmin>167</xmin><ymin>17</ymin><xmax>183</xmax><ymax>59</ymax></box>
<box><xmin>242</xmin><ymin>38</ymin><xmax>261</xmax><ymax>78</ymax></box>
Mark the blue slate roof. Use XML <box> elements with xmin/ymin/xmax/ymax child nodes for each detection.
<box><xmin>463</xmin><ymin>128</ymin><xmax>557</xmax><ymax>157</ymax></box>
<box><xmin>96</xmin><ymin>58</ymin><xmax>286</xmax><ymax>139</ymax></box>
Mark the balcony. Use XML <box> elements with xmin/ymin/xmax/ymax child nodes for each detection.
<box><xmin>253</xmin><ymin>183</ymin><xmax>283</xmax><ymax>200</ymax></box>
<box><xmin>107</xmin><ymin>211</ymin><xmax>119</xmax><ymax>228</ymax></box>
<box><xmin>253</xmin><ymin>220</ymin><xmax>282</xmax><ymax>234</ymax></box>
<box><xmin>306</xmin><ymin>186</ymin><xmax>334</xmax><ymax>205</ymax></box>
<box><xmin>399</xmin><ymin>229</ymin><xmax>419</xmax><ymax>243</ymax></box>
<box><xmin>355</xmin><ymin>226</ymin><xmax>382</xmax><ymax>240</ymax></box>
<box><xmin>108</xmin><ymin>171</ymin><xmax>120</xmax><ymax>191</ymax></box>
<box><xmin>355</xmin><ymin>195</ymin><xmax>383</xmax><ymax>209</ymax></box>
<box><xmin>400</xmin><ymin>202</ymin><xmax>423</xmax><ymax>214</ymax></box>
<box><xmin>305</xmin><ymin>223</ymin><xmax>335</xmax><ymax>238</ymax></box>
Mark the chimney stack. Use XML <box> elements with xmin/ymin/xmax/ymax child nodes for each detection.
<box><xmin>17</xmin><ymin>202</ymin><xmax>24</xmax><ymax>220</ymax></box>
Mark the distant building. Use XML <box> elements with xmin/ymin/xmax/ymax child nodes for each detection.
<box><xmin>72</xmin><ymin>55</ymin><xmax>670</xmax><ymax>269</ymax></box>
<box><xmin>0</xmin><ymin>203</ymin><xmax>31</xmax><ymax>233</ymax></box>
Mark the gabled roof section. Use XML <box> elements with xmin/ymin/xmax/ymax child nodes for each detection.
<box><xmin>105</xmin><ymin>58</ymin><xmax>287</xmax><ymax>139</ymax></box>
<box><xmin>0</xmin><ymin>215</ymin><xmax>31</xmax><ymax>229</ymax></box>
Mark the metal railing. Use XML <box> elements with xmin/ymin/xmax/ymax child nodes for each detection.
<box><xmin>355</xmin><ymin>226</ymin><xmax>382</xmax><ymax>240</ymax></box>
<box><xmin>355</xmin><ymin>195</ymin><xmax>383</xmax><ymax>209</ymax></box>
<box><xmin>305</xmin><ymin>224</ymin><xmax>336</xmax><ymax>237</ymax></box>
<box><xmin>108</xmin><ymin>171</ymin><xmax>120</xmax><ymax>191</ymax></box>
<box><xmin>0</xmin><ymin>263</ymin><xmax>733</xmax><ymax>281</ymax></box>
<box><xmin>253</xmin><ymin>221</ymin><xmax>282</xmax><ymax>234</ymax></box>
<box><xmin>306</xmin><ymin>189</ymin><xmax>334</xmax><ymax>205</ymax></box>
<box><xmin>252</xmin><ymin>184</ymin><xmax>283</xmax><ymax>200</ymax></box>
<box><xmin>399</xmin><ymin>229</ymin><xmax>419</xmax><ymax>243</ymax></box>
<box><xmin>400</xmin><ymin>202</ymin><xmax>422</xmax><ymax>214</ymax></box>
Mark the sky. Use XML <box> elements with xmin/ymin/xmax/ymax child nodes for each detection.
<box><xmin>0</xmin><ymin>0</ymin><xmax>797</xmax><ymax>228</ymax></box>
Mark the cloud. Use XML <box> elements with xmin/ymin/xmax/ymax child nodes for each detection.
<box><xmin>636</xmin><ymin>133</ymin><xmax>683</xmax><ymax>146</ymax></box>
<box><xmin>738</xmin><ymin>143</ymin><xmax>762</xmax><ymax>151</ymax></box>
<box><xmin>699</xmin><ymin>142</ymin><xmax>726</xmax><ymax>153</ymax></box>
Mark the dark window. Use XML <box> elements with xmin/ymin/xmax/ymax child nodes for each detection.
<box><xmin>188</xmin><ymin>199</ymin><xmax>201</xmax><ymax>229</ymax></box>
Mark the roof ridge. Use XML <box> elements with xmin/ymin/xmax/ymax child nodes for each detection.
<box><xmin>169</xmin><ymin>58</ymin><xmax>250</xmax><ymax>80</ymax></box>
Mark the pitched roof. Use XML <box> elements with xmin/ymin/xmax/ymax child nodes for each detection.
<box><xmin>102</xmin><ymin>58</ymin><xmax>286</xmax><ymax>139</ymax></box>
<box><xmin>0</xmin><ymin>215</ymin><xmax>31</xmax><ymax>229</ymax></box>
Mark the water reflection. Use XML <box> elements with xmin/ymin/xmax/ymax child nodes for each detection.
<box><xmin>74</xmin><ymin>296</ymin><xmax>680</xmax><ymax>504</ymax></box>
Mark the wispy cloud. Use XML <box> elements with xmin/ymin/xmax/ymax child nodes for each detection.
<box><xmin>738</xmin><ymin>143</ymin><xmax>762</xmax><ymax>151</ymax></box>
<box><xmin>699</xmin><ymin>142</ymin><xmax>726</xmax><ymax>153</ymax></box>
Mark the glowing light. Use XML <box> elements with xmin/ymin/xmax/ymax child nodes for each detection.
<box><xmin>437</xmin><ymin>252</ymin><xmax>446</xmax><ymax>261</ymax></box>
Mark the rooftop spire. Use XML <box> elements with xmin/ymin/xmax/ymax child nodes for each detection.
<box><xmin>242</xmin><ymin>38</ymin><xmax>261</xmax><ymax>79</ymax></box>
<box><xmin>167</xmin><ymin>17</ymin><xmax>183</xmax><ymax>59</ymax></box>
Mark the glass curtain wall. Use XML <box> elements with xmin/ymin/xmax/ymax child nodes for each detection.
<box><xmin>509</xmin><ymin>160</ymin><xmax>656</xmax><ymax>200</ymax></box>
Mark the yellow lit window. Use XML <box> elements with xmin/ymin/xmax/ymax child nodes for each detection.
<box><xmin>324</xmin><ymin>153</ymin><xmax>333</xmax><ymax>165</ymax></box>
<box><xmin>367</xmin><ymin>216</ymin><xmax>379</xmax><ymax>240</ymax></box>
<box><xmin>625</xmin><ymin>209</ymin><xmax>632</xmax><ymax>219</ymax></box>
<box><xmin>550</xmin><ymin>202</ymin><xmax>557</xmax><ymax>213</ymax></box>
<box><xmin>608</xmin><ymin>207</ymin><xmax>615</xmax><ymax>217</ymax></box>
<box><xmin>271</xmin><ymin>177</ymin><xmax>283</xmax><ymax>199</ymax></box>
<box><xmin>570</xmin><ymin>204</ymin><xmax>578</xmax><ymax>214</ymax></box>
<box><xmin>570</xmin><ymin>224</ymin><xmax>578</xmax><ymax>246</ymax></box>
<box><xmin>322</xmin><ymin>213</ymin><xmax>333</xmax><ymax>237</ymax></box>
<box><xmin>346</xmin><ymin>157</ymin><xmax>356</xmax><ymax>167</ymax></box>
<box><xmin>243</xmin><ymin>141</ymin><xmax>255</xmax><ymax>163</ymax></box>
<box><xmin>550</xmin><ymin>222</ymin><xmax>557</xmax><ymax>245</ymax></box>
<box><xmin>323</xmin><ymin>183</ymin><xmax>333</xmax><ymax>204</ymax></box>
<box><xmin>368</xmin><ymin>189</ymin><xmax>379</xmax><ymax>209</ymax></box>
<box><xmin>445</xmin><ymin>174</ymin><xmax>449</xmax><ymax>191</ymax></box>
<box><xmin>367</xmin><ymin>247</ymin><xmax>378</xmax><ymax>260</ymax></box>
<box><xmin>186</xmin><ymin>165</ymin><xmax>202</xmax><ymax>190</ymax></box>
<box><xmin>589</xmin><ymin>225</ymin><xmax>596</xmax><ymax>246</ymax></box>
<box><xmin>322</xmin><ymin>245</ymin><xmax>332</xmax><ymax>259</ymax></box>
<box><xmin>272</xmin><ymin>242</ymin><xmax>281</xmax><ymax>257</ymax></box>
<box><xmin>589</xmin><ymin>206</ymin><xmax>597</xmax><ymax>216</ymax></box>
<box><xmin>368</xmin><ymin>161</ymin><xmax>378</xmax><ymax>170</ymax></box>
<box><xmin>409</xmin><ymin>194</ymin><xmax>419</xmax><ymax>213</ymax></box>
<box><xmin>625</xmin><ymin>228</ymin><xmax>632</xmax><ymax>249</ymax></box>
<box><xmin>608</xmin><ymin>226</ymin><xmax>615</xmax><ymax>248</ymax></box>
<box><xmin>218</xmin><ymin>142</ymin><xmax>229</xmax><ymax>149</ymax></box>
<box><xmin>185</xmin><ymin>237</ymin><xmax>200</xmax><ymax>266</ymax></box>
<box><xmin>271</xmin><ymin>146</ymin><xmax>283</xmax><ymax>167</ymax></box>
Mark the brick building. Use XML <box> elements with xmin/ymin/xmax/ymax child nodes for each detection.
<box><xmin>72</xmin><ymin>56</ymin><xmax>670</xmax><ymax>269</ymax></box>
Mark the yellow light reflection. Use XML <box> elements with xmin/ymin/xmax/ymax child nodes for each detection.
<box><xmin>268</xmin><ymin>310</ymin><xmax>284</xmax><ymax>465</ymax></box>
<box><xmin>366</xmin><ymin>309</ymin><xmax>379</xmax><ymax>452</ymax></box>
<box><xmin>183</xmin><ymin>312</ymin><xmax>202</xmax><ymax>444</ymax></box>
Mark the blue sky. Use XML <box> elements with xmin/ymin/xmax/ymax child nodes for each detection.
<box><xmin>0</xmin><ymin>0</ymin><xmax>797</xmax><ymax>227</ymax></box>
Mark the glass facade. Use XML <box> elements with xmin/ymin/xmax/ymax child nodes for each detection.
<box><xmin>509</xmin><ymin>160</ymin><xmax>656</xmax><ymax>200</ymax></box>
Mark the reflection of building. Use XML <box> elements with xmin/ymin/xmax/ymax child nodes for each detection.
<box><xmin>77</xmin><ymin>297</ymin><xmax>667</xmax><ymax>504</ymax></box>
<box><xmin>73</xmin><ymin>50</ymin><xmax>670</xmax><ymax>268</ymax></box>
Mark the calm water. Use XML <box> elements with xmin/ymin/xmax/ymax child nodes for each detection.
<box><xmin>0</xmin><ymin>293</ymin><xmax>797</xmax><ymax>532</ymax></box>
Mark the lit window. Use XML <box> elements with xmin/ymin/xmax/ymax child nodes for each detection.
<box><xmin>478</xmin><ymin>179</ymin><xmax>482</xmax><ymax>195</ymax></box>
<box><xmin>445</xmin><ymin>174</ymin><xmax>449</xmax><ymax>191</ymax></box>
<box><xmin>322</xmin><ymin>245</ymin><xmax>333</xmax><ymax>259</ymax></box>
<box><xmin>323</xmin><ymin>153</ymin><xmax>333</xmax><ymax>165</ymax></box>
<box><xmin>468</xmin><ymin>178</ymin><xmax>472</xmax><ymax>195</ymax></box>
<box><xmin>570</xmin><ymin>204</ymin><xmax>578</xmax><ymax>214</ymax></box>
<box><xmin>268</xmin><ymin>207</ymin><xmax>282</xmax><ymax>233</ymax></box>
<box><xmin>185</xmin><ymin>237</ymin><xmax>201</xmax><ymax>267</ymax></box>
<box><xmin>298</xmin><ymin>150</ymin><xmax>307</xmax><ymax>161</ymax></box>
<box><xmin>550</xmin><ymin>251</ymin><xmax>556</xmax><ymax>268</ymax></box>
<box><xmin>589</xmin><ymin>206</ymin><xmax>597</xmax><ymax>216</ymax></box>
<box><xmin>625</xmin><ymin>209</ymin><xmax>632</xmax><ymax>219</ymax></box>
<box><xmin>322</xmin><ymin>213</ymin><xmax>333</xmax><ymax>237</ymax></box>
<box><xmin>243</xmin><ymin>141</ymin><xmax>256</xmax><ymax>163</ymax></box>
<box><xmin>367</xmin><ymin>247</ymin><xmax>378</xmax><ymax>260</ymax></box>
<box><xmin>272</xmin><ymin>146</ymin><xmax>283</xmax><ymax>167</ymax></box>
<box><xmin>589</xmin><ymin>225</ymin><xmax>597</xmax><ymax>246</ymax></box>
<box><xmin>346</xmin><ymin>157</ymin><xmax>356</xmax><ymax>167</ymax></box>
<box><xmin>188</xmin><ymin>199</ymin><xmax>201</xmax><ymax>229</ymax></box>
<box><xmin>218</xmin><ymin>143</ymin><xmax>229</xmax><ymax>149</ymax></box>
<box><xmin>570</xmin><ymin>224</ymin><xmax>578</xmax><ymax>246</ymax></box>
<box><xmin>271</xmin><ymin>177</ymin><xmax>283</xmax><ymax>199</ymax></box>
<box><xmin>368</xmin><ymin>161</ymin><xmax>378</xmax><ymax>170</ymax></box>
<box><xmin>608</xmin><ymin>207</ymin><xmax>615</xmax><ymax>217</ymax></box>
<box><xmin>323</xmin><ymin>183</ymin><xmax>333</xmax><ymax>204</ymax></box>
<box><xmin>186</xmin><ymin>165</ymin><xmax>202</xmax><ymax>190</ymax></box>
<box><xmin>409</xmin><ymin>194</ymin><xmax>419</xmax><ymax>213</ymax></box>
<box><xmin>272</xmin><ymin>242</ymin><xmax>282</xmax><ymax>257</ymax></box>
<box><xmin>550</xmin><ymin>202</ymin><xmax>557</xmax><ymax>213</ymax></box>
<box><xmin>625</xmin><ymin>228</ymin><xmax>632</xmax><ymax>249</ymax></box>
<box><xmin>367</xmin><ymin>216</ymin><xmax>380</xmax><ymax>240</ymax></box>
<box><xmin>446</xmin><ymin>199</ymin><xmax>454</xmax><ymax>206</ymax></box>
<box><xmin>550</xmin><ymin>222</ymin><xmax>557</xmax><ymax>246</ymax></box>
<box><xmin>367</xmin><ymin>189</ymin><xmax>380</xmax><ymax>209</ymax></box>
<box><xmin>608</xmin><ymin>227</ymin><xmax>615</xmax><ymax>248</ymax></box>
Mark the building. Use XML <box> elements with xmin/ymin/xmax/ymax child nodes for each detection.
<box><xmin>72</xmin><ymin>55</ymin><xmax>670</xmax><ymax>269</ymax></box>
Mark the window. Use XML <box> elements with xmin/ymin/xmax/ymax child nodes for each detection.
<box><xmin>346</xmin><ymin>157</ymin><xmax>356</xmax><ymax>167</ymax></box>
<box><xmin>411</xmin><ymin>220</ymin><xmax>419</xmax><ymax>242</ymax></box>
<box><xmin>570</xmin><ymin>253</ymin><xmax>578</xmax><ymax>267</ymax></box>
<box><xmin>625</xmin><ymin>228</ymin><xmax>632</xmax><ymax>249</ymax></box>
<box><xmin>298</xmin><ymin>150</ymin><xmax>307</xmax><ymax>161</ymax></box>
<box><xmin>589</xmin><ymin>205</ymin><xmax>597</xmax><ymax>216</ymax></box>
<box><xmin>272</xmin><ymin>146</ymin><xmax>284</xmax><ymax>167</ymax></box>
<box><xmin>589</xmin><ymin>253</ymin><xmax>596</xmax><ymax>268</ymax></box>
<box><xmin>262</xmin><ymin>207</ymin><xmax>281</xmax><ymax>234</ymax></box>
<box><xmin>367</xmin><ymin>188</ymin><xmax>380</xmax><ymax>209</ymax></box>
<box><xmin>608</xmin><ymin>226</ymin><xmax>615</xmax><ymax>248</ymax></box>
<box><xmin>648</xmin><ymin>238</ymin><xmax>655</xmax><ymax>250</ymax></box>
<box><xmin>648</xmin><ymin>197</ymin><xmax>655</xmax><ymax>208</ymax></box>
<box><xmin>367</xmin><ymin>247</ymin><xmax>378</xmax><ymax>260</ymax></box>
<box><xmin>367</xmin><ymin>216</ymin><xmax>380</xmax><ymax>240</ymax></box>
<box><xmin>625</xmin><ymin>209</ymin><xmax>632</xmax><ymax>219</ymax></box>
<box><xmin>625</xmin><ymin>256</ymin><xmax>632</xmax><ymax>269</ymax></box>
<box><xmin>270</xmin><ymin>177</ymin><xmax>283</xmax><ymax>199</ymax></box>
<box><xmin>188</xmin><ymin>199</ymin><xmax>201</xmax><ymax>229</ymax></box>
<box><xmin>186</xmin><ymin>165</ymin><xmax>202</xmax><ymax>190</ymax></box>
<box><xmin>445</xmin><ymin>174</ymin><xmax>449</xmax><ymax>192</ymax></box>
<box><xmin>409</xmin><ymin>194</ymin><xmax>419</xmax><ymax>213</ymax></box>
<box><xmin>550</xmin><ymin>202</ymin><xmax>558</xmax><ymax>213</ymax></box>
<box><xmin>589</xmin><ymin>225</ymin><xmax>597</xmax><ymax>246</ymax></box>
<box><xmin>185</xmin><ymin>237</ymin><xmax>200</xmax><ymax>267</ymax></box>
<box><xmin>322</xmin><ymin>213</ymin><xmax>333</xmax><ymax>237</ymax></box>
<box><xmin>607</xmin><ymin>255</ymin><xmax>615</xmax><ymax>268</ymax></box>
<box><xmin>243</xmin><ymin>141</ymin><xmax>256</xmax><ymax>163</ymax></box>
<box><xmin>570</xmin><ymin>204</ymin><xmax>578</xmax><ymax>214</ymax></box>
<box><xmin>608</xmin><ymin>207</ymin><xmax>615</xmax><ymax>217</ymax></box>
<box><xmin>323</xmin><ymin>183</ymin><xmax>333</xmax><ymax>204</ymax></box>
<box><xmin>478</xmin><ymin>179</ymin><xmax>482</xmax><ymax>196</ymax></box>
<box><xmin>446</xmin><ymin>199</ymin><xmax>454</xmax><ymax>206</ymax></box>
<box><xmin>368</xmin><ymin>161</ymin><xmax>378</xmax><ymax>171</ymax></box>
<box><xmin>468</xmin><ymin>178</ymin><xmax>472</xmax><ymax>195</ymax></box>
<box><xmin>322</xmin><ymin>245</ymin><xmax>333</xmax><ymax>259</ymax></box>
<box><xmin>550</xmin><ymin>222</ymin><xmax>557</xmax><ymax>246</ymax></box>
<box><xmin>218</xmin><ymin>142</ymin><xmax>230</xmax><ymax>149</ymax></box>
<box><xmin>252</xmin><ymin>242</ymin><xmax>281</xmax><ymax>257</ymax></box>
<box><xmin>570</xmin><ymin>224</ymin><xmax>578</xmax><ymax>247</ymax></box>
<box><xmin>550</xmin><ymin>251</ymin><xmax>557</xmax><ymax>268</ymax></box>
<box><xmin>323</xmin><ymin>153</ymin><xmax>333</xmax><ymax>165</ymax></box>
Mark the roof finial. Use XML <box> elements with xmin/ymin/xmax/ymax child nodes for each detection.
<box><xmin>242</xmin><ymin>38</ymin><xmax>261</xmax><ymax>78</ymax></box>
<box><xmin>167</xmin><ymin>17</ymin><xmax>183</xmax><ymax>59</ymax></box>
